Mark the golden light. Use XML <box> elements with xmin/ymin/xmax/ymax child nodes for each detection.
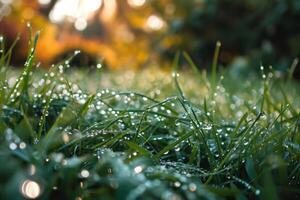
<box><xmin>49</xmin><ymin>0</ymin><xmax>102</xmax><ymax>30</ymax></box>
<box><xmin>127</xmin><ymin>0</ymin><xmax>146</xmax><ymax>8</ymax></box>
<box><xmin>38</xmin><ymin>0</ymin><xmax>51</xmax><ymax>5</ymax></box>
<box><xmin>22</xmin><ymin>8</ymin><xmax>35</xmax><ymax>20</ymax></box>
<box><xmin>21</xmin><ymin>180</ymin><xmax>41</xmax><ymax>199</ymax></box>
<box><xmin>99</xmin><ymin>0</ymin><xmax>117</xmax><ymax>23</ymax></box>
<box><xmin>117</xmin><ymin>24</ymin><xmax>135</xmax><ymax>43</ymax></box>
<box><xmin>145</xmin><ymin>15</ymin><xmax>165</xmax><ymax>31</ymax></box>
<box><xmin>1</xmin><ymin>0</ymin><xmax>13</xmax><ymax>4</ymax></box>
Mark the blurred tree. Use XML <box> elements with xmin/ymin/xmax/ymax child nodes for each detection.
<box><xmin>150</xmin><ymin>0</ymin><xmax>300</xmax><ymax>77</ymax></box>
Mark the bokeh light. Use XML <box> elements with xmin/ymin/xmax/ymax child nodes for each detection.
<box><xmin>21</xmin><ymin>180</ymin><xmax>41</xmax><ymax>199</ymax></box>
<box><xmin>74</xmin><ymin>17</ymin><xmax>87</xmax><ymax>31</ymax></box>
<box><xmin>146</xmin><ymin>15</ymin><xmax>164</xmax><ymax>31</ymax></box>
<box><xmin>38</xmin><ymin>0</ymin><xmax>50</xmax><ymax>5</ymax></box>
<box><xmin>1</xmin><ymin>0</ymin><xmax>13</xmax><ymax>4</ymax></box>
<box><xmin>127</xmin><ymin>0</ymin><xmax>146</xmax><ymax>8</ymax></box>
<box><xmin>49</xmin><ymin>0</ymin><xmax>102</xmax><ymax>30</ymax></box>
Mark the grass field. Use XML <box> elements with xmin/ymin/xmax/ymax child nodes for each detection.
<box><xmin>1</xmin><ymin>34</ymin><xmax>300</xmax><ymax>200</ymax></box>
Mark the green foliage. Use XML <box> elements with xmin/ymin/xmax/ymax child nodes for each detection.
<box><xmin>0</xmin><ymin>34</ymin><xmax>300</xmax><ymax>200</ymax></box>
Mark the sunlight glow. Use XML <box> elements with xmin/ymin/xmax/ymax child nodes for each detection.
<box><xmin>127</xmin><ymin>0</ymin><xmax>146</xmax><ymax>8</ymax></box>
<box><xmin>99</xmin><ymin>0</ymin><xmax>117</xmax><ymax>23</ymax></box>
<box><xmin>0</xmin><ymin>0</ymin><xmax>13</xmax><ymax>19</ymax></box>
<box><xmin>0</xmin><ymin>0</ymin><xmax>13</xmax><ymax>4</ymax></box>
<box><xmin>49</xmin><ymin>0</ymin><xmax>102</xmax><ymax>30</ymax></box>
<box><xmin>38</xmin><ymin>0</ymin><xmax>51</xmax><ymax>5</ymax></box>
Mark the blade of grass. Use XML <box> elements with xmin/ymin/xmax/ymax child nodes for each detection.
<box><xmin>211</xmin><ymin>41</ymin><xmax>221</xmax><ymax>95</ymax></box>
<box><xmin>154</xmin><ymin>131</ymin><xmax>193</xmax><ymax>159</ymax></box>
<box><xmin>288</xmin><ymin>58</ymin><xmax>298</xmax><ymax>81</ymax></box>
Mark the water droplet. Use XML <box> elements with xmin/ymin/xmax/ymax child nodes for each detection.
<box><xmin>188</xmin><ymin>183</ymin><xmax>197</xmax><ymax>192</ymax></box>
<box><xmin>80</xmin><ymin>169</ymin><xmax>90</xmax><ymax>178</ymax></box>
<box><xmin>9</xmin><ymin>142</ymin><xmax>17</xmax><ymax>150</ymax></box>
<box><xmin>174</xmin><ymin>181</ymin><xmax>181</xmax><ymax>188</ymax></box>
<box><xmin>172</xmin><ymin>72</ymin><xmax>176</xmax><ymax>77</ymax></box>
<box><xmin>152</xmin><ymin>107</ymin><xmax>158</xmax><ymax>112</ymax></box>
<box><xmin>175</xmin><ymin>147</ymin><xmax>180</xmax><ymax>152</ymax></box>
<box><xmin>255</xmin><ymin>189</ymin><xmax>260</xmax><ymax>195</ymax></box>
<box><xmin>19</xmin><ymin>142</ymin><xmax>26</xmax><ymax>149</ymax></box>
<box><xmin>134</xmin><ymin>166</ymin><xmax>143</xmax><ymax>174</ymax></box>
<box><xmin>97</xmin><ymin>63</ymin><xmax>102</xmax><ymax>69</ymax></box>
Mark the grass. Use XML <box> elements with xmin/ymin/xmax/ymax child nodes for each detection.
<box><xmin>0</xmin><ymin>32</ymin><xmax>300</xmax><ymax>200</ymax></box>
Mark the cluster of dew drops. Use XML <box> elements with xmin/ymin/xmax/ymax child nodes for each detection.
<box><xmin>5</xmin><ymin>50</ymin><xmax>296</xmax><ymax>199</ymax></box>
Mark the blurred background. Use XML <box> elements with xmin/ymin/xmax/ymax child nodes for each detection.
<box><xmin>1</xmin><ymin>0</ymin><xmax>300</xmax><ymax>77</ymax></box>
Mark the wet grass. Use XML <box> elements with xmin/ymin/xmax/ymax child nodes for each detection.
<box><xmin>0</xmin><ymin>33</ymin><xmax>300</xmax><ymax>200</ymax></box>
